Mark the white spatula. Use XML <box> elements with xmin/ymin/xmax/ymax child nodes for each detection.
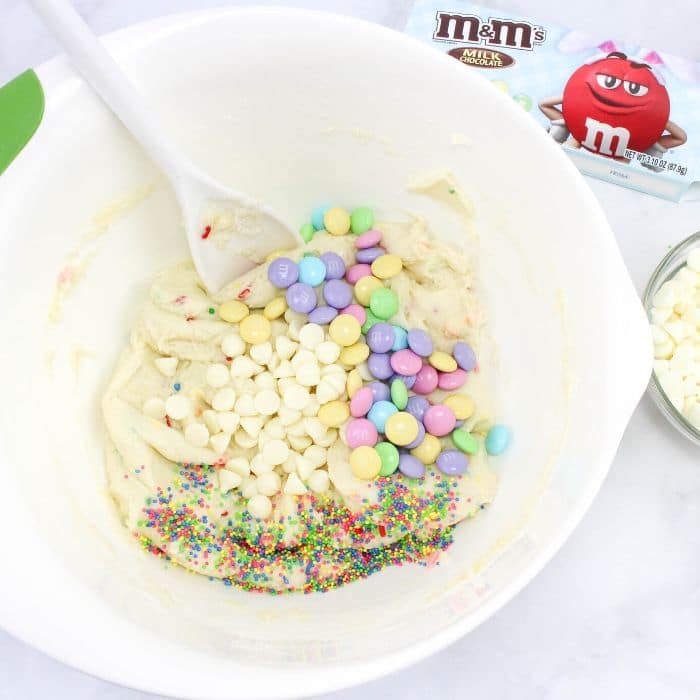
<box><xmin>30</xmin><ymin>0</ymin><xmax>299</xmax><ymax>293</ymax></box>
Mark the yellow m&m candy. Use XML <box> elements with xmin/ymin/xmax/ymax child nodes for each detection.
<box><xmin>339</xmin><ymin>342</ymin><xmax>370</xmax><ymax>366</ymax></box>
<box><xmin>350</xmin><ymin>445</ymin><xmax>381</xmax><ymax>480</ymax></box>
<box><xmin>384</xmin><ymin>411</ymin><xmax>419</xmax><ymax>446</ymax></box>
<box><xmin>444</xmin><ymin>394</ymin><xmax>475</xmax><ymax>420</ymax></box>
<box><xmin>329</xmin><ymin>314</ymin><xmax>362</xmax><ymax>346</ymax></box>
<box><xmin>318</xmin><ymin>400</ymin><xmax>350</xmax><ymax>428</ymax></box>
<box><xmin>346</xmin><ymin>368</ymin><xmax>363</xmax><ymax>398</ymax></box>
<box><xmin>323</xmin><ymin>207</ymin><xmax>351</xmax><ymax>236</ymax></box>
<box><xmin>239</xmin><ymin>314</ymin><xmax>271</xmax><ymax>344</ymax></box>
<box><xmin>354</xmin><ymin>275</ymin><xmax>383</xmax><ymax>305</ymax></box>
<box><xmin>219</xmin><ymin>300</ymin><xmax>249</xmax><ymax>323</ymax></box>
<box><xmin>263</xmin><ymin>296</ymin><xmax>287</xmax><ymax>320</ymax></box>
<box><xmin>371</xmin><ymin>254</ymin><xmax>403</xmax><ymax>280</ymax></box>
<box><xmin>429</xmin><ymin>351</ymin><xmax>457</xmax><ymax>373</ymax></box>
<box><xmin>410</xmin><ymin>434</ymin><xmax>442</xmax><ymax>464</ymax></box>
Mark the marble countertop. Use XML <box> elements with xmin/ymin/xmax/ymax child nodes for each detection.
<box><xmin>1</xmin><ymin>1</ymin><xmax>699</xmax><ymax>699</ymax></box>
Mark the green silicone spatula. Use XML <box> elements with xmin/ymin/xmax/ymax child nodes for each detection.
<box><xmin>30</xmin><ymin>0</ymin><xmax>299</xmax><ymax>293</ymax></box>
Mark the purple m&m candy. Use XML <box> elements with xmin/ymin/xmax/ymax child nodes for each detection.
<box><xmin>368</xmin><ymin>381</ymin><xmax>390</xmax><ymax>403</ymax></box>
<box><xmin>404</xmin><ymin>421</ymin><xmax>425</xmax><ymax>450</ymax></box>
<box><xmin>406</xmin><ymin>395</ymin><xmax>430</xmax><ymax>422</ymax></box>
<box><xmin>392</xmin><ymin>373</ymin><xmax>416</xmax><ymax>389</ymax></box>
<box><xmin>436</xmin><ymin>449</ymin><xmax>468</xmax><ymax>476</ymax></box>
<box><xmin>366</xmin><ymin>322</ymin><xmax>395</xmax><ymax>353</ymax></box>
<box><xmin>453</xmin><ymin>341</ymin><xmax>477</xmax><ymax>371</ymax></box>
<box><xmin>355</xmin><ymin>246</ymin><xmax>385</xmax><ymax>264</ymax></box>
<box><xmin>267</xmin><ymin>257</ymin><xmax>299</xmax><ymax>289</ymax></box>
<box><xmin>320</xmin><ymin>251</ymin><xmax>345</xmax><ymax>280</ymax></box>
<box><xmin>368</xmin><ymin>353</ymin><xmax>393</xmax><ymax>380</ymax></box>
<box><xmin>308</xmin><ymin>305</ymin><xmax>338</xmax><ymax>325</ymax></box>
<box><xmin>398</xmin><ymin>453</ymin><xmax>425</xmax><ymax>479</ymax></box>
<box><xmin>407</xmin><ymin>328</ymin><xmax>433</xmax><ymax>357</ymax></box>
<box><xmin>323</xmin><ymin>279</ymin><xmax>353</xmax><ymax>309</ymax></box>
<box><xmin>286</xmin><ymin>282</ymin><xmax>317</xmax><ymax>314</ymax></box>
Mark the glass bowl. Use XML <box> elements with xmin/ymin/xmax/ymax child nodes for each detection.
<box><xmin>643</xmin><ymin>231</ymin><xmax>700</xmax><ymax>445</ymax></box>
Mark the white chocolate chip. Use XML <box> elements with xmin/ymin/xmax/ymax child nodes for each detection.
<box><xmin>262</xmin><ymin>439</ymin><xmax>289</xmax><ymax>465</ymax></box>
<box><xmin>286</xmin><ymin>419</ymin><xmax>307</xmax><ymax>437</ymax></box>
<box><xmin>307</xmin><ymin>469</ymin><xmax>330</xmax><ymax>493</ymax></box>
<box><xmin>230</xmin><ymin>356</ymin><xmax>263</xmax><ymax>378</ymax></box>
<box><xmin>296</xmin><ymin>362</ymin><xmax>321</xmax><ymax>387</ymax></box>
<box><xmin>212</xmin><ymin>387</ymin><xmax>236</xmax><ymax>411</ymax></box>
<box><xmin>256</xmin><ymin>471</ymin><xmax>281</xmax><ymax>497</ymax></box>
<box><xmin>304</xmin><ymin>417</ymin><xmax>327</xmax><ymax>443</ymax></box>
<box><xmin>165</xmin><ymin>394</ymin><xmax>190</xmax><ymax>420</ymax></box>
<box><xmin>278</xmin><ymin>405</ymin><xmax>302</xmax><ymax>426</ymax></box>
<box><xmin>304</xmin><ymin>445</ymin><xmax>327</xmax><ymax>468</ymax></box>
<box><xmin>315</xmin><ymin>428</ymin><xmax>338</xmax><ymax>447</ymax></box>
<box><xmin>264</xmin><ymin>417</ymin><xmax>285</xmax><ymax>439</ymax></box>
<box><xmin>206</xmin><ymin>363</ymin><xmax>230</xmax><ymax>388</ymax></box>
<box><xmin>184</xmin><ymin>422</ymin><xmax>209</xmax><ymax>447</ymax></box>
<box><xmin>154</xmin><ymin>357</ymin><xmax>178</xmax><ymax>377</ymax></box>
<box><xmin>143</xmin><ymin>397</ymin><xmax>166</xmax><ymax>419</ymax></box>
<box><xmin>288</xmin><ymin>319</ymin><xmax>304</xmax><ymax>341</ymax></box>
<box><xmin>275</xmin><ymin>336</ymin><xmax>298</xmax><ymax>360</ymax></box>
<box><xmin>282</xmin><ymin>384</ymin><xmax>311</xmax><ymax>410</ymax></box>
<box><xmin>217</xmin><ymin>411</ymin><xmax>240</xmax><ymax>434</ymax></box>
<box><xmin>273</xmin><ymin>359</ymin><xmax>295</xmax><ymax>379</ymax></box>
<box><xmin>664</xmin><ymin>319</ymin><xmax>690</xmax><ymax>344</ymax></box>
<box><xmin>291</xmin><ymin>349</ymin><xmax>317</xmax><ymax>370</ymax></box>
<box><xmin>282</xmin><ymin>454</ymin><xmax>298</xmax><ymax>473</ymax></box>
<box><xmin>315</xmin><ymin>341</ymin><xmax>341</xmax><ymax>364</ymax></box>
<box><xmin>225</xmin><ymin>457</ymin><xmax>250</xmax><ymax>477</ymax></box>
<box><xmin>299</xmin><ymin>323</ymin><xmax>325</xmax><ymax>350</ymax></box>
<box><xmin>219</xmin><ymin>469</ymin><xmax>242</xmax><ymax>493</ymax></box>
<box><xmin>302</xmin><ymin>397</ymin><xmax>321</xmax><ymax>417</ymax></box>
<box><xmin>247</xmin><ymin>493</ymin><xmax>272</xmax><ymax>518</ymax></box>
<box><xmin>266</xmin><ymin>353</ymin><xmax>281</xmax><ymax>371</ymax></box>
<box><xmin>241</xmin><ymin>476</ymin><xmax>258</xmax><ymax>499</ymax></box>
<box><xmin>283</xmin><ymin>472</ymin><xmax>308</xmax><ymax>495</ymax></box>
<box><xmin>240</xmin><ymin>416</ymin><xmax>265</xmax><ymax>438</ymax></box>
<box><xmin>295</xmin><ymin>454</ymin><xmax>315</xmax><ymax>481</ymax></box>
<box><xmin>270</xmin><ymin>319</ymin><xmax>288</xmax><ymax>337</ymax></box>
<box><xmin>234</xmin><ymin>430</ymin><xmax>258</xmax><ymax>449</ymax></box>
<box><xmin>287</xmin><ymin>434</ymin><xmax>312</xmax><ymax>451</ymax></box>
<box><xmin>201</xmin><ymin>409</ymin><xmax>220</xmax><ymax>433</ymax></box>
<box><xmin>221</xmin><ymin>334</ymin><xmax>246</xmax><ymax>358</ymax></box>
<box><xmin>254</xmin><ymin>371</ymin><xmax>276</xmax><ymax>390</ymax></box>
<box><xmin>210</xmin><ymin>431</ymin><xmax>231</xmax><ymax>454</ymax></box>
<box><xmin>235</xmin><ymin>393</ymin><xmax>256</xmax><ymax>416</ymax></box>
<box><xmin>250</xmin><ymin>341</ymin><xmax>273</xmax><ymax>365</ymax></box>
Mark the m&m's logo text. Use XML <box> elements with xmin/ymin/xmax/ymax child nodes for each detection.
<box><xmin>447</xmin><ymin>47</ymin><xmax>515</xmax><ymax>68</ymax></box>
<box><xmin>433</xmin><ymin>11</ymin><xmax>546</xmax><ymax>51</ymax></box>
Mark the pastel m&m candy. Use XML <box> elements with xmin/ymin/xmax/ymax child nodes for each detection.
<box><xmin>366</xmin><ymin>322</ymin><xmax>395</xmax><ymax>353</ymax></box>
<box><xmin>320</xmin><ymin>251</ymin><xmax>346</xmax><ymax>279</ymax></box>
<box><xmin>410</xmin><ymin>434</ymin><xmax>441</xmax><ymax>464</ymax></box>
<box><xmin>413</xmin><ymin>363</ymin><xmax>439</xmax><ymax>394</ymax></box>
<box><xmin>444</xmin><ymin>394</ymin><xmax>475</xmax><ymax>420</ymax></box>
<box><xmin>341</xmin><ymin>304</ymin><xmax>366</xmax><ymax>325</ymax></box>
<box><xmin>345</xmin><ymin>418</ymin><xmax>378</xmax><ymax>448</ymax></box>
<box><xmin>453</xmin><ymin>341</ymin><xmax>477</xmax><ymax>371</ymax></box>
<box><xmin>438</xmin><ymin>369</ymin><xmax>467</xmax><ymax>391</ymax></box>
<box><xmin>355</xmin><ymin>275</ymin><xmax>383</xmax><ymax>305</ymax></box>
<box><xmin>367</xmin><ymin>381</ymin><xmax>390</xmax><ymax>403</ymax></box>
<box><xmin>429</xmin><ymin>350</ymin><xmax>457</xmax><ymax>373</ymax></box>
<box><xmin>339</xmin><ymin>342</ymin><xmax>370</xmax><ymax>366</ymax></box>
<box><xmin>350</xmin><ymin>445</ymin><xmax>381</xmax><ymax>479</ymax></box>
<box><xmin>308</xmin><ymin>306</ymin><xmax>338</xmax><ymax>325</ymax></box>
<box><xmin>405</xmin><ymin>395</ymin><xmax>430</xmax><ymax>422</ymax></box>
<box><xmin>298</xmin><ymin>256</ymin><xmax>326</xmax><ymax>286</ymax></box>
<box><xmin>452</xmin><ymin>428</ymin><xmax>479</xmax><ymax>454</ymax></box>
<box><xmin>346</xmin><ymin>264</ymin><xmax>372</xmax><ymax>284</ymax></box>
<box><xmin>350</xmin><ymin>206</ymin><xmax>374</xmax><ymax>235</ymax></box>
<box><xmin>390</xmin><ymin>377</ymin><xmax>408</xmax><ymax>409</ymax></box>
<box><xmin>286</xmin><ymin>282</ymin><xmax>317</xmax><ymax>313</ymax></box>
<box><xmin>323</xmin><ymin>279</ymin><xmax>353</xmax><ymax>309</ymax></box>
<box><xmin>485</xmin><ymin>425</ymin><xmax>511</xmax><ymax>455</ymax></box>
<box><xmin>355</xmin><ymin>229</ymin><xmax>382</xmax><ymax>249</ymax></box>
<box><xmin>404</xmin><ymin>420</ymin><xmax>425</xmax><ymax>450</ymax></box>
<box><xmin>424</xmin><ymin>404</ymin><xmax>456</xmax><ymax>436</ymax></box>
<box><xmin>384</xmin><ymin>412</ymin><xmax>419</xmax><ymax>446</ymax></box>
<box><xmin>350</xmin><ymin>387</ymin><xmax>374</xmax><ymax>417</ymax></box>
<box><xmin>324</xmin><ymin>207</ymin><xmax>351</xmax><ymax>236</ymax></box>
<box><xmin>436</xmin><ymin>449</ymin><xmax>468</xmax><ymax>476</ymax></box>
<box><xmin>367</xmin><ymin>400</ymin><xmax>398</xmax><ymax>433</ymax></box>
<box><xmin>371</xmin><ymin>254</ymin><xmax>402</xmax><ymax>280</ymax></box>
<box><xmin>407</xmin><ymin>328</ymin><xmax>433</xmax><ymax>357</ymax></box>
<box><xmin>355</xmin><ymin>246</ymin><xmax>385</xmax><ymax>264</ymax></box>
<box><xmin>398</xmin><ymin>453</ymin><xmax>425</xmax><ymax>479</ymax></box>
<box><xmin>369</xmin><ymin>287</ymin><xmax>398</xmax><ymax>320</ymax></box>
<box><xmin>267</xmin><ymin>257</ymin><xmax>299</xmax><ymax>289</ymax></box>
<box><xmin>329</xmin><ymin>314</ymin><xmax>361</xmax><ymax>346</ymax></box>
<box><xmin>239</xmin><ymin>314</ymin><xmax>271</xmax><ymax>345</ymax></box>
<box><xmin>311</xmin><ymin>204</ymin><xmax>330</xmax><ymax>230</ymax></box>
<box><xmin>391</xmin><ymin>325</ymin><xmax>408</xmax><ymax>350</ymax></box>
<box><xmin>390</xmin><ymin>349</ymin><xmax>422</xmax><ymax>376</ymax></box>
<box><xmin>375</xmin><ymin>441</ymin><xmax>399</xmax><ymax>476</ymax></box>
<box><xmin>368</xmin><ymin>352</ymin><xmax>393</xmax><ymax>380</ymax></box>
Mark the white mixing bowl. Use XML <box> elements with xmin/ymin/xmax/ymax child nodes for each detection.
<box><xmin>0</xmin><ymin>8</ymin><xmax>650</xmax><ymax>699</ymax></box>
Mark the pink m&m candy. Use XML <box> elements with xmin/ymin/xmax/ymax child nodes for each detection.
<box><xmin>438</xmin><ymin>369</ymin><xmax>467</xmax><ymax>391</ymax></box>
<box><xmin>391</xmin><ymin>349</ymin><xmax>423</xmax><ymax>376</ymax></box>
<box><xmin>424</xmin><ymin>404</ymin><xmax>456</xmax><ymax>436</ymax></box>
<box><xmin>346</xmin><ymin>264</ymin><xmax>372</xmax><ymax>284</ymax></box>
<box><xmin>342</xmin><ymin>303</ymin><xmax>367</xmax><ymax>325</ymax></box>
<box><xmin>345</xmin><ymin>418</ymin><xmax>378</xmax><ymax>448</ymax></box>
<box><xmin>355</xmin><ymin>230</ymin><xmax>383</xmax><ymax>249</ymax></box>
<box><xmin>413</xmin><ymin>363</ymin><xmax>439</xmax><ymax>394</ymax></box>
<box><xmin>350</xmin><ymin>387</ymin><xmax>374</xmax><ymax>417</ymax></box>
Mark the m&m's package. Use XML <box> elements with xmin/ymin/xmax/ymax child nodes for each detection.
<box><xmin>403</xmin><ymin>1</ymin><xmax>700</xmax><ymax>201</ymax></box>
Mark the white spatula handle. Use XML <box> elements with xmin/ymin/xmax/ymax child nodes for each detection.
<box><xmin>30</xmin><ymin>0</ymin><xmax>190</xmax><ymax>186</ymax></box>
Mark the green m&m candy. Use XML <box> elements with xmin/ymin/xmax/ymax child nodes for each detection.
<box><xmin>361</xmin><ymin>308</ymin><xmax>381</xmax><ymax>334</ymax></box>
<box><xmin>369</xmin><ymin>287</ymin><xmax>398</xmax><ymax>320</ymax></box>
<box><xmin>300</xmin><ymin>222</ymin><xmax>315</xmax><ymax>243</ymax></box>
<box><xmin>375</xmin><ymin>441</ymin><xmax>400</xmax><ymax>476</ymax></box>
<box><xmin>452</xmin><ymin>428</ymin><xmax>479</xmax><ymax>455</ymax></box>
<box><xmin>350</xmin><ymin>206</ymin><xmax>374</xmax><ymax>234</ymax></box>
<box><xmin>390</xmin><ymin>377</ymin><xmax>408</xmax><ymax>410</ymax></box>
